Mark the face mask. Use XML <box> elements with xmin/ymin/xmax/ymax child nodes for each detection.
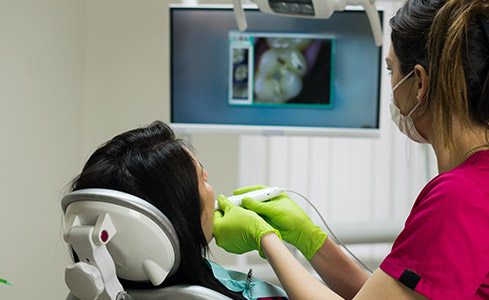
<box><xmin>390</xmin><ymin>70</ymin><xmax>428</xmax><ymax>144</ymax></box>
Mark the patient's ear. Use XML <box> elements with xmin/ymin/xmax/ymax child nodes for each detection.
<box><xmin>414</xmin><ymin>64</ymin><xmax>428</xmax><ymax>103</ymax></box>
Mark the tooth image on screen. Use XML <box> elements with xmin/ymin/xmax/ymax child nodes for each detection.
<box><xmin>266</xmin><ymin>37</ymin><xmax>312</xmax><ymax>51</ymax></box>
<box><xmin>231</xmin><ymin>48</ymin><xmax>250</xmax><ymax>100</ymax></box>
<box><xmin>233</xmin><ymin>48</ymin><xmax>246</xmax><ymax>64</ymax></box>
<box><xmin>233</xmin><ymin>64</ymin><xmax>249</xmax><ymax>98</ymax></box>
<box><xmin>280</xmin><ymin>48</ymin><xmax>308</xmax><ymax>76</ymax></box>
<box><xmin>254</xmin><ymin>43</ymin><xmax>308</xmax><ymax>103</ymax></box>
<box><xmin>234</xmin><ymin>64</ymin><xmax>248</xmax><ymax>81</ymax></box>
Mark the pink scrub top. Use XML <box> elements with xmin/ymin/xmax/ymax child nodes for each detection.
<box><xmin>380</xmin><ymin>150</ymin><xmax>489</xmax><ymax>300</ymax></box>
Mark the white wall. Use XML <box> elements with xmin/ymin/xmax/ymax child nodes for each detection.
<box><xmin>81</xmin><ymin>0</ymin><xmax>239</xmax><ymax>193</ymax></box>
<box><xmin>81</xmin><ymin>0</ymin><xmax>169</xmax><ymax>155</ymax></box>
<box><xmin>0</xmin><ymin>0</ymin><xmax>84</xmax><ymax>298</ymax></box>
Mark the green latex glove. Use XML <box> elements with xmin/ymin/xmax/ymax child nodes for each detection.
<box><xmin>233</xmin><ymin>185</ymin><xmax>267</xmax><ymax>196</ymax></box>
<box><xmin>213</xmin><ymin>194</ymin><xmax>281</xmax><ymax>257</ymax></box>
<box><xmin>237</xmin><ymin>185</ymin><xmax>327</xmax><ymax>260</ymax></box>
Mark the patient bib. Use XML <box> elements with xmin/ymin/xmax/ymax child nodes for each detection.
<box><xmin>207</xmin><ymin>260</ymin><xmax>288</xmax><ymax>300</ymax></box>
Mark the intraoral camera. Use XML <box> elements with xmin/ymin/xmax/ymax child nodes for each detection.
<box><xmin>233</xmin><ymin>0</ymin><xmax>383</xmax><ymax>46</ymax></box>
<box><xmin>215</xmin><ymin>187</ymin><xmax>283</xmax><ymax>209</ymax></box>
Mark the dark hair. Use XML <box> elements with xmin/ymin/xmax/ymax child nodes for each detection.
<box><xmin>390</xmin><ymin>0</ymin><xmax>489</xmax><ymax>148</ymax></box>
<box><xmin>71</xmin><ymin>121</ymin><xmax>245</xmax><ymax>300</ymax></box>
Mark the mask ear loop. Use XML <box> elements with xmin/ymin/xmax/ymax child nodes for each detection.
<box><xmin>392</xmin><ymin>70</ymin><xmax>415</xmax><ymax>91</ymax></box>
<box><xmin>406</xmin><ymin>99</ymin><xmax>422</xmax><ymax>118</ymax></box>
<box><xmin>392</xmin><ymin>70</ymin><xmax>415</xmax><ymax>107</ymax></box>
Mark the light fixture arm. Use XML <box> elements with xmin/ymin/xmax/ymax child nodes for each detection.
<box><xmin>232</xmin><ymin>0</ymin><xmax>383</xmax><ymax>46</ymax></box>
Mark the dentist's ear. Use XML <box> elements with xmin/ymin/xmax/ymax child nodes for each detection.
<box><xmin>414</xmin><ymin>64</ymin><xmax>429</xmax><ymax>103</ymax></box>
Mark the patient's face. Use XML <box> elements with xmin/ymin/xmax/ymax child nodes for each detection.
<box><xmin>194</xmin><ymin>159</ymin><xmax>215</xmax><ymax>243</ymax></box>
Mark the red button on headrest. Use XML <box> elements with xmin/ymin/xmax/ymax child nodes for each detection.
<box><xmin>100</xmin><ymin>230</ymin><xmax>109</xmax><ymax>243</ymax></box>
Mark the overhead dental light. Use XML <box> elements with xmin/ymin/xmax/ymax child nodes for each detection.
<box><xmin>232</xmin><ymin>0</ymin><xmax>383</xmax><ymax>46</ymax></box>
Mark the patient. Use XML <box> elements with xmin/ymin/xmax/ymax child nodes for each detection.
<box><xmin>70</xmin><ymin>121</ymin><xmax>286</xmax><ymax>300</ymax></box>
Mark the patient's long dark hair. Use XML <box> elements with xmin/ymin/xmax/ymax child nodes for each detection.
<box><xmin>71</xmin><ymin>121</ymin><xmax>245</xmax><ymax>299</ymax></box>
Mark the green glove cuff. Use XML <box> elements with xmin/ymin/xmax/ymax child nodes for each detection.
<box><xmin>257</xmin><ymin>228</ymin><xmax>281</xmax><ymax>258</ymax></box>
<box><xmin>296</xmin><ymin>223</ymin><xmax>327</xmax><ymax>260</ymax></box>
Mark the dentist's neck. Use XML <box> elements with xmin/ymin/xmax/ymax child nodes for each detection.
<box><xmin>429</xmin><ymin>118</ymin><xmax>489</xmax><ymax>173</ymax></box>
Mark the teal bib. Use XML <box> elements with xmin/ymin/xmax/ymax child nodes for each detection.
<box><xmin>207</xmin><ymin>260</ymin><xmax>288</xmax><ymax>300</ymax></box>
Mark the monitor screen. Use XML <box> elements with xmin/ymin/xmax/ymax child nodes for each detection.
<box><xmin>170</xmin><ymin>5</ymin><xmax>383</xmax><ymax>137</ymax></box>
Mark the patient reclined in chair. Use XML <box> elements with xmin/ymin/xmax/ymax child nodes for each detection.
<box><xmin>62</xmin><ymin>121</ymin><xmax>287</xmax><ymax>300</ymax></box>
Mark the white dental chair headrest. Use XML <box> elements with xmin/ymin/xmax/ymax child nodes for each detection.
<box><xmin>62</xmin><ymin>189</ymin><xmax>181</xmax><ymax>296</ymax></box>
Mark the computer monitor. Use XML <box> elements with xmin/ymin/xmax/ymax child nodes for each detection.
<box><xmin>169</xmin><ymin>5</ymin><xmax>383</xmax><ymax>137</ymax></box>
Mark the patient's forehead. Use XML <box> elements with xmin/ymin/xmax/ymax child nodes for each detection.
<box><xmin>184</xmin><ymin>148</ymin><xmax>203</xmax><ymax>174</ymax></box>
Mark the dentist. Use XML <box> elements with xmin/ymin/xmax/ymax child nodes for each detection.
<box><xmin>214</xmin><ymin>0</ymin><xmax>489</xmax><ymax>299</ymax></box>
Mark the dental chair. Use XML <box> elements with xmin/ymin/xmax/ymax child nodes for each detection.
<box><xmin>61</xmin><ymin>189</ymin><xmax>232</xmax><ymax>300</ymax></box>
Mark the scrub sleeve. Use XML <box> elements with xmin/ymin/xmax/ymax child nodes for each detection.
<box><xmin>380</xmin><ymin>150</ymin><xmax>489</xmax><ymax>299</ymax></box>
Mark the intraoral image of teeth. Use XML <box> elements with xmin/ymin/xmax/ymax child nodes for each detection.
<box><xmin>233</xmin><ymin>49</ymin><xmax>246</xmax><ymax>64</ymax></box>
<box><xmin>234</xmin><ymin>64</ymin><xmax>248</xmax><ymax>82</ymax></box>
<box><xmin>279</xmin><ymin>49</ymin><xmax>307</xmax><ymax>76</ymax></box>
<box><xmin>254</xmin><ymin>46</ymin><xmax>308</xmax><ymax>103</ymax></box>
<box><xmin>266</xmin><ymin>37</ymin><xmax>312</xmax><ymax>51</ymax></box>
<box><xmin>255</xmin><ymin>68</ymin><xmax>303</xmax><ymax>103</ymax></box>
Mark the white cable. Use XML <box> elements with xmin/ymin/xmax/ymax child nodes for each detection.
<box><xmin>283</xmin><ymin>189</ymin><xmax>374</xmax><ymax>274</ymax></box>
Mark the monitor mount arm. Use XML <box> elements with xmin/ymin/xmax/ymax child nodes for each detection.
<box><xmin>232</xmin><ymin>0</ymin><xmax>383</xmax><ymax>46</ymax></box>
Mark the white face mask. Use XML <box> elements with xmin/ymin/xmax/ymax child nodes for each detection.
<box><xmin>389</xmin><ymin>70</ymin><xmax>428</xmax><ymax>144</ymax></box>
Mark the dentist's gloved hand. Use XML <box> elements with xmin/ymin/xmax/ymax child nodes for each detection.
<box><xmin>236</xmin><ymin>185</ymin><xmax>327</xmax><ymax>260</ymax></box>
<box><xmin>213</xmin><ymin>194</ymin><xmax>281</xmax><ymax>257</ymax></box>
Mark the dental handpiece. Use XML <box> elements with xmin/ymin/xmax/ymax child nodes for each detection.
<box><xmin>214</xmin><ymin>187</ymin><xmax>283</xmax><ymax>210</ymax></box>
